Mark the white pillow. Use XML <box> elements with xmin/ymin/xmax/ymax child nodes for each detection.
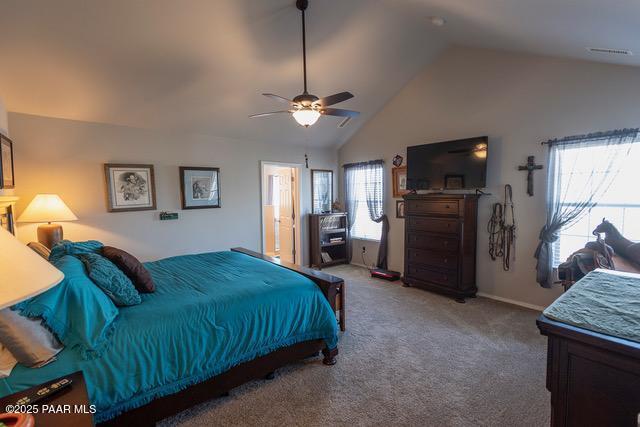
<box><xmin>0</xmin><ymin>308</ymin><xmax>63</xmax><ymax>368</ymax></box>
<box><xmin>0</xmin><ymin>343</ymin><xmax>17</xmax><ymax>378</ymax></box>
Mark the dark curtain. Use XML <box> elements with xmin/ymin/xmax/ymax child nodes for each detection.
<box><xmin>535</xmin><ymin>129</ymin><xmax>638</xmax><ymax>287</ymax></box>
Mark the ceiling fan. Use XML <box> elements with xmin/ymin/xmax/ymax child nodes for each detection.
<box><xmin>249</xmin><ymin>0</ymin><xmax>360</xmax><ymax>128</ymax></box>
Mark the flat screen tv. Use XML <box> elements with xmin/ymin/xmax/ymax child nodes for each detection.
<box><xmin>407</xmin><ymin>136</ymin><xmax>488</xmax><ymax>190</ymax></box>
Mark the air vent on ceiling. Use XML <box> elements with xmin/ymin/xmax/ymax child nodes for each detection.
<box><xmin>587</xmin><ymin>47</ymin><xmax>633</xmax><ymax>56</ymax></box>
<box><xmin>338</xmin><ymin>117</ymin><xmax>352</xmax><ymax>128</ymax></box>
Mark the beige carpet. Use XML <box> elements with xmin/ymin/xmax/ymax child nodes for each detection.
<box><xmin>161</xmin><ymin>264</ymin><xmax>550</xmax><ymax>426</ymax></box>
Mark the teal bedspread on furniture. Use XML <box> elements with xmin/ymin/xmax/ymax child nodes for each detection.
<box><xmin>0</xmin><ymin>251</ymin><xmax>339</xmax><ymax>423</ymax></box>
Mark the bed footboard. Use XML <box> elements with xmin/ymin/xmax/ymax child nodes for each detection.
<box><xmin>231</xmin><ymin>247</ymin><xmax>345</xmax><ymax>331</ymax></box>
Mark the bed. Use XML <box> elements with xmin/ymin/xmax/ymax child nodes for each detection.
<box><xmin>0</xmin><ymin>247</ymin><xmax>342</xmax><ymax>425</ymax></box>
<box><xmin>537</xmin><ymin>269</ymin><xmax>640</xmax><ymax>426</ymax></box>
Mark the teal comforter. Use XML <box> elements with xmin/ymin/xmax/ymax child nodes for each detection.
<box><xmin>0</xmin><ymin>251</ymin><xmax>339</xmax><ymax>422</ymax></box>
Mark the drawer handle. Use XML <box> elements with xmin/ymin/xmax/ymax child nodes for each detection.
<box><xmin>445</xmin><ymin>205</ymin><xmax>450</xmax><ymax>209</ymax></box>
<box><xmin>443</xmin><ymin>258</ymin><xmax>448</xmax><ymax>263</ymax></box>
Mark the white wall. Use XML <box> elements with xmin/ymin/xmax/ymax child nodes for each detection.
<box><xmin>10</xmin><ymin>113</ymin><xmax>337</xmax><ymax>265</ymax></box>
<box><xmin>339</xmin><ymin>46</ymin><xmax>640</xmax><ymax>309</ymax></box>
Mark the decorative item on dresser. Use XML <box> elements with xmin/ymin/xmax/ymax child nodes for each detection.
<box><xmin>309</xmin><ymin>212</ymin><xmax>349</xmax><ymax>269</ymax></box>
<box><xmin>402</xmin><ymin>193</ymin><xmax>479</xmax><ymax>303</ymax></box>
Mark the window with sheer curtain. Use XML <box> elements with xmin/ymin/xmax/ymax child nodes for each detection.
<box><xmin>553</xmin><ymin>140</ymin><xmax>640</xmax><ymax>266</ymax></box>
<box><xmin>345</xmin><ymin>165</ymin><xmax>383</xmax><ymax>241</ymax></box>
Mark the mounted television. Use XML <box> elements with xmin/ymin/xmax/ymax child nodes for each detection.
<box><xmin>407</xmin><ymin>136</ymin><xmax>488</xmax><ymax>190</ymax></box>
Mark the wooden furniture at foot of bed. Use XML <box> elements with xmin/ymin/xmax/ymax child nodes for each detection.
<box><xmin>100</xmin><ymin>247</ymin><xmax>342</xmax><ymax>427</ymax></box>
<box><xmin>537</xmin><ymin>315</ymin><xmax>640</xmax><ymax>427</ymax></box>
<box><xmin>231</xmin><ymin>247</ymin><xmax>346</xmax><ymax>331</ymax></box>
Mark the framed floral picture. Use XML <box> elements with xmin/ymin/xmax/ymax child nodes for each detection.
<box><xmin>180</xmin><ymin>167</ymin><xmax>220</xmax><ymax>209</ymax></box>
<box><xmin>0</xmin><ymin>134</ymin><xmax>15</xmax><ymax>189</ymax></box>
<box><xmin>392</xmin><ymin>166</ymin><xmax>408</xmax><ymax>198</ymax></box>
<box><xmin>104</xmin><ymin>164</ymin><xmax>157</xmax><ymax>212</ymax></box>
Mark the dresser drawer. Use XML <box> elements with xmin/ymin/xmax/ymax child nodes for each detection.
<box><xmin>406</xmin><ymin>199</ymin><xmax>459</xmax><ymax>217</ymax></box>
<box><xmin>406</xmin><ymin>264</ymin><xmax>457</xmax><ymax>288</ymax></box>
<box><xmin>407</xmin><ymin>248</ymin><xmax>457</xmax><ymax>270</ymax></box>
<box><xmin>407</xmin><ymin>217</ymin><xmax>459</xmax><ymax>235</ymax></box>
<box><xmin>406</xmin><ymin>232</ymin><xmax>458</xmax><ymax>252</ymax></box>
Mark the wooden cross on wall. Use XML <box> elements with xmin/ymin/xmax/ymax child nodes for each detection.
<box><xmin>518</xmin><ymin>156</ymin><xmax>543</xmax><ymax>196</ymax></box>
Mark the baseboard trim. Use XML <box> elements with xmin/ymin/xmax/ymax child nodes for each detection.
<box><xmin>476</xmin><ymin>292</ymin><xmax>545</xmax><ymax>312</ymax></box>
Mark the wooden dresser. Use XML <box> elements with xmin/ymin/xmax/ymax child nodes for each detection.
<box><xmin>403</xmin><ymin>193</ymin><xmax>479</xmax><ymax>302</ymax></box>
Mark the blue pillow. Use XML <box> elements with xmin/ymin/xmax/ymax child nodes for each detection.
<box><xmin>13</xmin><ymin>255</ymin><xmax>118</xmax><ymax>360</ymax></box>
<box><xmin>49</xmin><ymin>239</ymin><xmax>103</xmax><ymax>263</ymax></box>
<box><xmin>78</xmin><ymin>253</ymin><xmax>141</xmax><ymax>307</ymax></box>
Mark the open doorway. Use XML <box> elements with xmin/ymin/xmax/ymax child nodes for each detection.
<box><xmin>261</xmin><ymin>162</ymin><xmax>302</xmax><ymax>265</ymax></box>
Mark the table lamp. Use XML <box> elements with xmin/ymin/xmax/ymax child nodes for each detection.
<box><xmin>0</xmin><ymin>227</ymin><xmax>64</xmax><ymax>309</ymax></box>
<box><xmin>17</xmin><ymin>194</ymin><xmax>78</xmax><ymax>249</ymax></box>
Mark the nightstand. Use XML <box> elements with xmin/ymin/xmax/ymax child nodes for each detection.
<box><xmin>0</xmin><ymin>371</ymin><xmax>93</xmax><ymax>427</ymax></box>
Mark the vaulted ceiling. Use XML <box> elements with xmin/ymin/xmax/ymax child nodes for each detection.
<box><xmin>1</xmin><ymin>0</ymin><xmax>639</xmax><ymax>148</ymax></box>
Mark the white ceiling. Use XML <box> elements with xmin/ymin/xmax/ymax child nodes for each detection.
<box><xmin>1</xmin><ymin>0</ymin><xmax>639</xmax><ymax>148</ymax></box>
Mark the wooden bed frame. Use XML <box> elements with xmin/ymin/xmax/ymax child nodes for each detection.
<box><xmin>537</xmin><ymin>315</ymin><xmax>640</xmax><ymax>426</ymax></box>
<box><xmin>99</xmin><ymin>247</ymin><xmax>343</xmax><ymax>427</ymax></box>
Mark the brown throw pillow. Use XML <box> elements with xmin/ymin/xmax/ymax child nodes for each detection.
<box><xmin>102</xmin><ymin>246</ymin><xmax>155</xmax><ymax>293</ymax></box>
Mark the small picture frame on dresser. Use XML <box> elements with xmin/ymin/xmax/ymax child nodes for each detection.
<box><xmin>0</xmin><ymin>134</ymin><xmax>15</xmax><ymax>189</ymax></box>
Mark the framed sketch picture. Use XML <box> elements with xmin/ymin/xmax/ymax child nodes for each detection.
<box><xmin>0</xmin><ymin>134</ymin><xmax>15</xmax><ymax>189</ymax></box>
<box><xmin>180</xmin><ymin>167</ymin><xmax>220</xmax><ymax>209</ymax></box>
<box><xmin>104</xmin><ymin>164</ymin><xmax>157</xmax><ymax>212</ymax></box>
<box><xmin>392</xmin><ymin>166</ymin><xmax>408</xmax><ymax>198</ymax></box>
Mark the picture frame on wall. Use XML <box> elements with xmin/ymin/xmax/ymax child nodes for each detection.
<box><xmin>396</xmin><ymin>200</ymin><xmax>405</xmax><ymax>219</ymax></box>
<box><xmin>0</xmin><ymin>134</ymin><xmax>15</xmax><ymax>189</ymax></box>
<box><xmin>180</xmin><ymin>166</ymin><xmax>220</xmax><ymax>209</ymax></box>
<box><xmin>392</xmin><ymin>166</ymin><xmax>408</xmax><ymax>198</ymax></box>
<box><xmin>104</xmin><ymin>163</ymin><xmax>157</xmax><ymax>212</ymax></box>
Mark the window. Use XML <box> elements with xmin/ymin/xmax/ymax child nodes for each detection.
<box><xmin>554</xmin><ymin>140</ymin><xmax>640</xmax><ymax>266</ymax></box>
<box><xmin>344</xmin><ymin>162</ymin><xmax>383</xmax><ymax>241</ymax></box>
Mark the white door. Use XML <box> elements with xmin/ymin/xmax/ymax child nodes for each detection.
<box><xmin>278</xmin><ymin>168</ymin><xmax>295</xmax><ymax>263</ymax></box>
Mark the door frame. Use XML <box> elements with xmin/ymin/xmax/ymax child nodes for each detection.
<box><xmin>260</xmin><ymin>161</ymin><xmax>303</xmax><ymax>265</ymax></box>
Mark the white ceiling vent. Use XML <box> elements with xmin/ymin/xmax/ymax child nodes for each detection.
<box><xmin>587</xmin><ymin>47</ymin><xmax>633</xmax><ymax>56</ymax></box>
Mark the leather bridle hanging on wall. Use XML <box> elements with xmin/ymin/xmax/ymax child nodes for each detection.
<box><xmin>487</xmin><ymin>184</ymin><xmax>516</xmax><ymax>271</ymax></box>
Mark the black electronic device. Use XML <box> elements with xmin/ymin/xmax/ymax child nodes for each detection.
<box><xmin>407</xmin><ymin>136</ymin><xmax>488</xmax><ymax>190</ymax></box>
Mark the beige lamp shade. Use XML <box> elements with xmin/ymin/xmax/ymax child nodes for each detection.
<box><xmin>17</xmin><ymin>194</ymin><xmax>78</xmax><ymax>223</ymax></box>
<box><xmin>0</xmin><ymin>227</ymin><xmax>64</xmax><ymax>309</ymax></box>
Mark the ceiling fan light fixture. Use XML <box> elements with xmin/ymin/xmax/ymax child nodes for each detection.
<box><xmin>293</xmin><ymin>108</ymin><xmax>321</xmax><ymax>127</ymax></box>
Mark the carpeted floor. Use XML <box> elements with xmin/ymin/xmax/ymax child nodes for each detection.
<box><xmin>161</xmin><ymin>264</ymin><xmax>550</xmax><ymax>426</ymax></box>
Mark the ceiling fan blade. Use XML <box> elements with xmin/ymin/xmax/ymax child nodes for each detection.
<box><xmin>315</xmin><ymin>92</ymin><xmax>354</xmax><ymax>107</ymax></box>
<box><xmin>321</xmin><ymin>108</ymin><xmax>360</xmax><ymax>118</ymax></box>
<box><xmin>249</xmin><ymin>110</ymin><xmax>292</xmax><ymax>118</ymax></box>
<box><xmin>262</xmin><ymin>93</ymin><xmax>295</xmax><ymax>105</ymax></box>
